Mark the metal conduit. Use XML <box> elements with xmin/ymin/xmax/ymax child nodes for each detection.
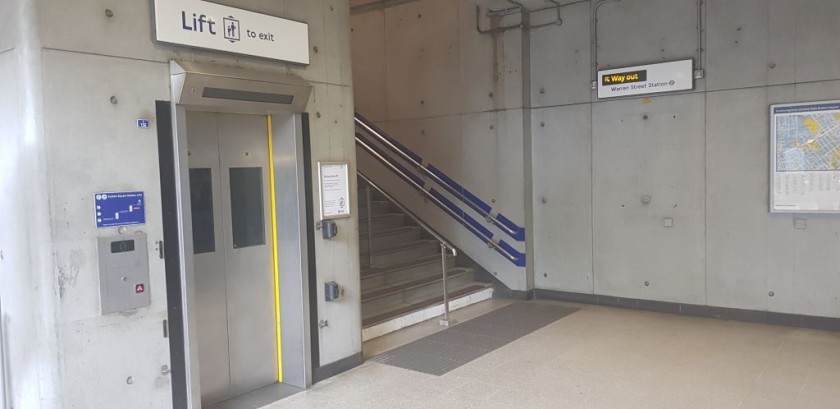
<box><xmin>590</xmin><ymin>0</ymin><xmax>622</xmax><ymax>86</ymax></box>
<box><xmin>476</xmin><ymin>1</ymin><xmax>583</xmax><ymax>35</ymax></box>
<box><xmin>355</xmin><ymin>116</ymin><xmax>520</xmax><ymax>239</ymax></box>
<box><xmin>357</xmin><ymin>137</ymin><xmax>519</xmax><ymax>264</ymax></box>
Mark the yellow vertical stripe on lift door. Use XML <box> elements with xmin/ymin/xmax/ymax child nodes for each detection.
<box><xmin>267</xmin><ymin>115</ymin><xmax>283</xmax><ymax>382</ymax></box>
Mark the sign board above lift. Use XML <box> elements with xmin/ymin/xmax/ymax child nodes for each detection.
<box><xmin>153</xmin><ymin>0</ymin><xmax>310</xmax><ymax>65</ymax></box>
<box><xmin>598</xmin><ymin>59</ymin><xmax>694</xmax><ymax>99</ymax></box>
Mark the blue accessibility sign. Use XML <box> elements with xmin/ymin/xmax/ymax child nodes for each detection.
<box><xmin>95</xmin><ymin>191</ymin><xmax>146</xmax><ymax>228</ymax></box>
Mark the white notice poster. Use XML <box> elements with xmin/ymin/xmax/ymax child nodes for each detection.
<box><xmin>771</xmin><ymin>101</ymin><xmax>840</xmax><ymax>213</ymax></box>
<box><xmin>319</xmin><ymin>162</ymin><xmax>351</xmax><ymax>219</ymax></box>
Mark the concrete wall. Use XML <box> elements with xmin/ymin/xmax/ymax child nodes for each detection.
<box><xmin>0</xmin><ymin>1</ymin><xmax>359</xmax><ymax>408</ymax></box>
<box><xmin>352</xmin><ymin>0</ymin><xmax>840</xmax><ymax>318</ymax></box>
<box><xmin>533</xmin><ymin>0</ymin><xmax>840</xmax><ymax>318</ymax></box>
<box><xmin>351</xmin><ymin>0</ymin><xmax>530</xmax><ymax>290</ymax></box>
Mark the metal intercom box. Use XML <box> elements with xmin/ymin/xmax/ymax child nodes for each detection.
<box><xmin>97</xmin><ymin>233</ymin><xmax>151</xmax><ymax>314</ymax></box>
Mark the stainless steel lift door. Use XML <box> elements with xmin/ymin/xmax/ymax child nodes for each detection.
<box><xmin>187</xmin><ymin>112</ymin><xmax>277</xmax><ymax>405</ymax></box>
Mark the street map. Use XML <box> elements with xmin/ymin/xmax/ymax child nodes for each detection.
<box><xmin>772</xmin><ymin>101</ymin><xmax>840</xmax><ymax>213</ymax></box>
<box><xmin>776</xmin><ymin>108</ymin><xmax>840</xmax><ymax>172</ymax></box>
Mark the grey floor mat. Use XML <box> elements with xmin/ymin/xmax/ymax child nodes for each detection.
<box><xmin>370</xmin><ymin>302</ymin><xmax>577</xmax><ymax>376</ymax></box>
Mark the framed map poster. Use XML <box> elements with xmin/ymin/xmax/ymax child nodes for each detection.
<box><xmin>771</xmin><ymin>101</ymin><xmax>840</xmax><ymax>213</ymax></box>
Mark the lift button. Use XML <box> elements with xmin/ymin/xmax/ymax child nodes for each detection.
<box><xmin>135</xmin><ymin>284</ymin><xmax>145</xmax><ymax>294</ymax></box>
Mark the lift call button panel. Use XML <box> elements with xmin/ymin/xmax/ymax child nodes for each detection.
<box><xmin>97</xmin><ymin>233</ymin><xmax>151</xmax><ymax>314</ymax></box>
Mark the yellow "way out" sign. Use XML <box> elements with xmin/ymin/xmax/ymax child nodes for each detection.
<box><xmin>598</xmin><ymin>60</ymin><xmax>694</xmax><ymax>99</ymax></box>
<box><xmin>602</xmin><ymin>70</ymin><xmax>647</xmax><ymax>85</ymax></box>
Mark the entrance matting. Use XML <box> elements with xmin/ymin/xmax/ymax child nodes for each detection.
<box><xmin>369</xmin><ymin>302</ymin><xmax>578</xmax><ymax>376</ymax></box>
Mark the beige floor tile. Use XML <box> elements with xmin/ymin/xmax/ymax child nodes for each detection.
<box><xmin>263</xmin><ymin>301</ymin><xmax>840</xmax><ymax>409</ymax></box>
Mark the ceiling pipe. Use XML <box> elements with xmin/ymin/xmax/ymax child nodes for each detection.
<box><xmin>478</xmin><ymin>0</ymin><xmax>587</xmax><ymax>35</ymax></box>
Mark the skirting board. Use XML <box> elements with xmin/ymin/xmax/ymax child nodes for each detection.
<box><xmin>535</xmin><ymin>289</ymin><xmax>840</xmax><ymax>332</ymax></box>
<box><xmin>312</xmin><ymin>353</ymin><xmax>363</xmax><ymax>384</ymax></box>
<box><xmin>362</xmin><ymin>288</ymin><xmax>494</xmax><ymax>342</ymax></box>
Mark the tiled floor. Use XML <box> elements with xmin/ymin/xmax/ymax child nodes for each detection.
<box><xmin>264</xmin><ymin>300</ymin><xmax>840</xmax><ymax>409</ymax></box>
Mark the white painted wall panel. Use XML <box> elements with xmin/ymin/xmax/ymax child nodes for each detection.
<box><xmin>352</xmin><ymin>0</ymin><xmax>840</xmax><ymax>317</ymax></box>
<box><xmin>766</xmin><ymin>0</ymin><xmax>797</xmax><ymax>86</ymax></box>
<box><xmin>498</xmin><ymin>29</ymin><xmax>525</xmax><ymax>110</ymax></box>
<box><xmin>593</xmin><ymin>94</ymin><xmax>706</xmax><ymax>304</ymax></box>
<box><xmin>38</xmin><ymin>0</ymin><xmax>172</xmax><ymax>63</ymax></box>
<box><xmin>705</xmin><ymin>87</ymin><xmax>775</xmax><ymax>311</ymax></box>
<box><xmin>352</xmin><ymin>0</ymin><xmax>529</xmax><ymax>290</ymax></box>
<box><xmin>0</xmin><ymin>0</ymin><xmax>16</xmax><ymax>52</ymax></box>
<box><xmin>324</xmin><ymin>0</ymin><xmax>355</xmax><ymax>88</ymax></box>
<box><xmin>5</xmin><ymin>2</ymin><xmax>361</xmax><ymax>407</ymax></box>
<box><xmin>767</xmin><ymin>218</ymin><xmax>840</xmax><ymax>317</ymax></box>
<box><xmin>795</xmin><ymin>0</ymin><xmax>840</xmax><ymax>83</ymax></box>
<box><xmin>41</xmin><ymin>50</ymin><xmax>172</xmax><ymax>407</ymax></box>
<box><xmin>494</xmin><ymin>109</ymin><xmax>527</xmax><ymax>225</ymax></box>
<box><xmin>458</xmin><ymin>1</ymin><xmax>496</xmax><ymax>114</ymax></box>
<box><xmin>385</xmin><ymin>0</ymin><xmax>461</xmax><ymax>119</ymax></box>
<box><xmin>461</xmin><ymin>112</ymin><xmax>500</xmax><ymax>206</ymax></box>
<box><xmin>307</xmin><ymin>83</ymin><xmax>362</xmax><ymax>364</ymax></box>
<box><xmin>764</xmin><ymin>81</ymin><xmax>840</xmax><ymax>317</ymax></box>
<box><xmin>531</xmin><ymin>1</ymin><xmax>591</xmax><ymax>108</ymax></box>
<box><xmin>705</xmin><ymin>0</ymin><xmax>769</xmax><ymax>91</ymax></box>
<box><xmin>532</xmin><ymin>104</ymin><xmax>593</xmax><ymax>293</ymax></box>
<box><xmin>378</xmin><ymin>116</ymin><xmax>465</xmax><ymax>182</ymax></box>
<box><xmin>596</xmin><ymin>0</ymin><xmax>698</xmax><ymax>70</ymax></box>
<box><xmin>351</xmin><ymin>10</ymin><xmax>388</xmax><ymax>121</ymax></box>
<box><xmin>58</xmin><ymin>313</ymin><xmax>172</xmax><ymax>409</ymax></box>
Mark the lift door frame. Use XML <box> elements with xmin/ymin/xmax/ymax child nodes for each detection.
<box><xmin>167</xmin><ymin>61</ymin><xmax>314</xmax><ymax>409</ymax></box>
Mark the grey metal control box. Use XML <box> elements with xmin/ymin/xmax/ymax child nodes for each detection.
<box><xmin>322</xmin><ymin>220</ymin><xmax>338</xmax><ymax>240</ymax></box>
<box><xmin>97</xmin><ymin>233</ymin><xmax>151</xmax><ymax>314</ymax></box>
<box><xmin>325</xmin><ymin>281</ymin><xmax>341</xmax><ymax>302</ymax></box>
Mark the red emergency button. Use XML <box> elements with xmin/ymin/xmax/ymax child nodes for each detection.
<box><xmin>135</xmin><ymin>284</ymin><xmax>145</xmax><ymax>294</ymax></box>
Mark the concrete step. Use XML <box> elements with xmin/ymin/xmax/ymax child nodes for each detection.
<box><xmin>359</xmin><ymin>213</ymin><xmax>405</xmax><ymax>233</ymax></box>
<box><xmin>361</xmin><ymin>254</ymin><xmax>455</xmax><ymax>292</ymax></box>
<box><xmin>358</xmin><ymin>200</ymin><xmax>391</xmax><ymax>218</ymax></box>
<box><xmin>359</xmin><ymin>226</ymin><xmax>423</xmax><ymax>253</ymax></box>
<box><xmin>361</xmin><ymin>240</ymin><xmax>439</xmax><ymax>270</ymax></box>
<box><xmin>362</xmin><ymin>282</ymin><xmax>493</xmax><ymax>328</ymax></box>
<box><xmin>361</xmin><ymin>268</ymin><xmax>476</xmax><ymax>317</ymax></box>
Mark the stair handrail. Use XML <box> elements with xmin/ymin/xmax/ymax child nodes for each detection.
<box><xmin>359</xmin><ymin>172</ymin><xmax>456</xmax><ymax>255</ymax></box>
<box><xmin>355</xmin><ymin>114</ymin><xmax>523</xmax><ymax>241</ymax></box>
<box><xmin>360</xmin><ymin>172</ymin><xmax>462</xmax><ymax>326</ymax></box>
<box><xmin>357</xmin><ymin>136</ymin><xmax>520</xmax><ymax>265</ymax></box>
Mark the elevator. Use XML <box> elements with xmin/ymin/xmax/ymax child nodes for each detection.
<box><xmin>163</xmin><ymin>61</ymin><xmax>315</xmax><ymax>409</ymax></box>
<box><xmin>187</xmin><ymin>112</ymin><xmax>277</xmax><ymax>405</ymax></box>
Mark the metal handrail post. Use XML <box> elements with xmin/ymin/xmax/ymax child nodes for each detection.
<box><xmin>439</xmin><ymin>244</ymin><xmax>457</xmax><ymax>327</ymax></box>
<box><xmin>365</xmin><ymin>184</ymin><xmax>374</xmax><ymax>269</ymax></box>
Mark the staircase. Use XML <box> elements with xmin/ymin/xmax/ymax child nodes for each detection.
<box><xmin>359</xmin><ymin>178</ymin><xmax>493</xmax><ymax>339</ymax></box>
